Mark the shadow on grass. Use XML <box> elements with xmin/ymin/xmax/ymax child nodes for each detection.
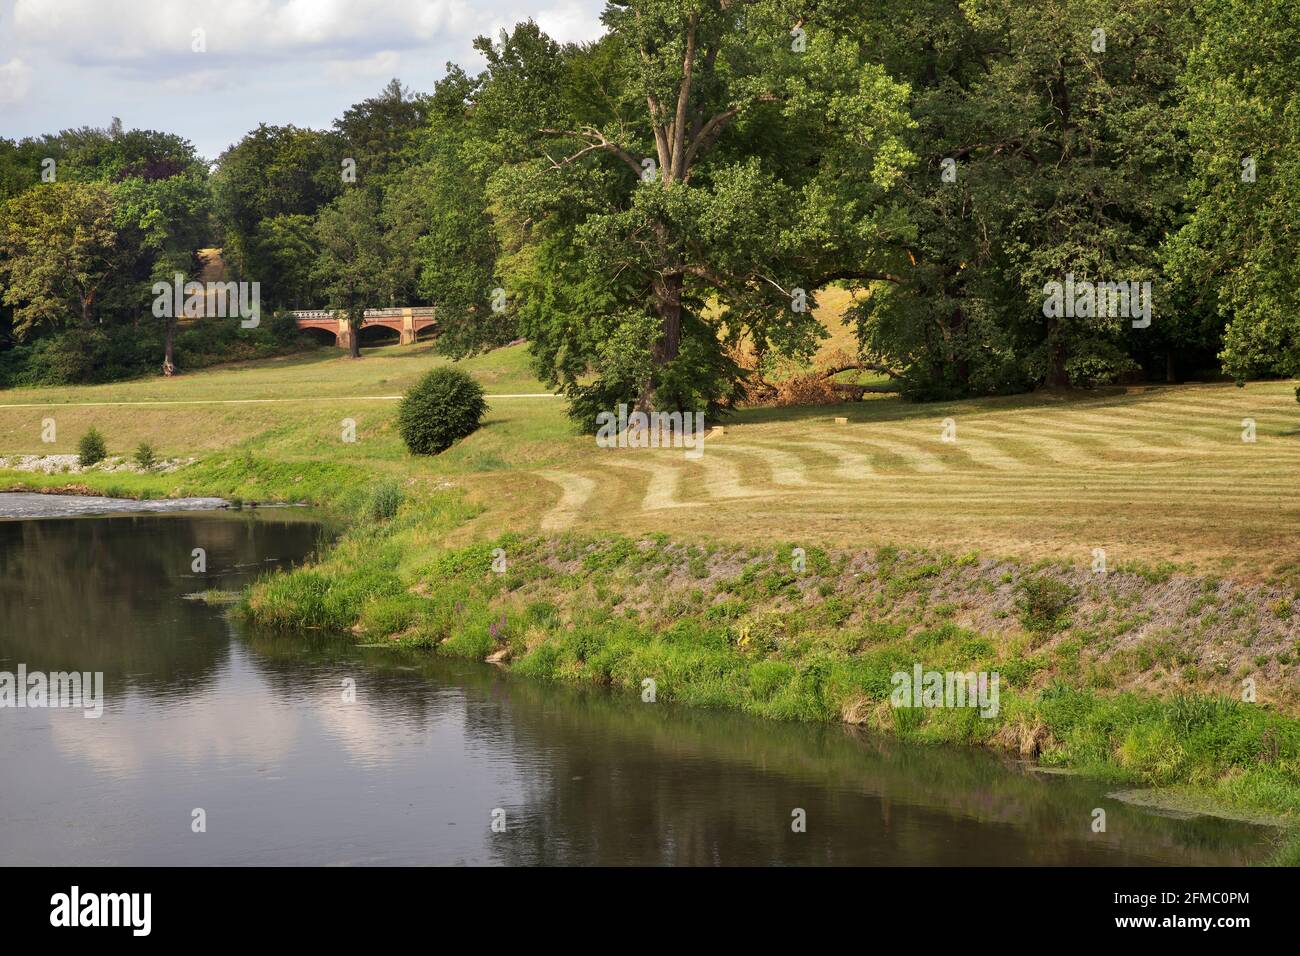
<box><xmin>719</xmin><ymin>382</ymin><xmax>1273</xmax><ymax>428</ymax></box>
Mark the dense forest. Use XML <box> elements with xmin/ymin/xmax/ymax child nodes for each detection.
<box><xmin>0</xmin><ymin>0</ymin><xmax>1295</xmax><ymax>418</ymax></box>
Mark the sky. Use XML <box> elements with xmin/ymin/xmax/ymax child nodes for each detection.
<box><xmin>0</xmin><ymin>0</ymin><xmax>608</xmax><ymax>161</ymax></box>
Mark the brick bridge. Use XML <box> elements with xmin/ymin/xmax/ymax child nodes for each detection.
<box><xmin>291</xmin><ymin>307</ymin><xmax>436</xmax><ymax>348</ymax></box>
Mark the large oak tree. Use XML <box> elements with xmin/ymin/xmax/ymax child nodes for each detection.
<box><xmin>478</xmin><ymin>2</ymin><xmax>913</xmax><ymax>417</ymax></box>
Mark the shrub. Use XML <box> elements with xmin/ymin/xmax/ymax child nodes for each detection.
<box><xmin>397</xmin><ymin>367</ymin><xmax>487</xmax><ymax>455</ymax></box>
<box><xmin>365</xmin><ymin>480</ymin><xmax>404</xmax><ymax>520</ymax></box>
<box><xmin>77</xmin><ymin>427</ymin><xmax>108</xmax><ymax>467</ymax></box>
<box><xmin>1015</xmin><ymin>575</ymin><xmax>1077</xmax><ymax>633</ymax></box>
<box><xmin>0</xmin><ymin>319</ymin><xmax>316</xmax><ymax>389</ymax></box>
<box><xmin>133</xmin><ymin>442</ymin><xmax>157</xmax><ymax>471</ymax></box>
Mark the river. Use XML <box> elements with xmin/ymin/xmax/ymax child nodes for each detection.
<box><xmin>0</xmin><ymin>503</ymin><xmax>1277</xmax><ymax>865</ymax></box>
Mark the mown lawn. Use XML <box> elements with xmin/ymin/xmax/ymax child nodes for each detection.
<box><xmin>1</xmin><ymin>338</ymin><xmax>1297</xmax><ymax>584</ymax></box>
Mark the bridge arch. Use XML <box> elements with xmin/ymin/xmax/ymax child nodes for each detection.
<box><xmin>358</xmin><ymin>324</ymin><xmax>401</xmax><ymax>346</ymax></box>
<box><xmin>300</xmin><ymin>326</ymin><xmax>339</xmax><ymax>347</ymax></box>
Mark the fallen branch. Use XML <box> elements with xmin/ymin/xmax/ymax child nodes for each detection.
<box><xmin>818</xmin><ymin>361</ymin><xmax>900</xmax><ymax>380</ymax></box>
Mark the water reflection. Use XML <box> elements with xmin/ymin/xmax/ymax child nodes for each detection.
<box><xmin>0</xmin><ymin>511</ymin><xmax>1276</xmax><ymax>866</ymax></box>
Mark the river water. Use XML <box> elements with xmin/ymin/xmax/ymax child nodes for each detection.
<box><xmin>0</xmin><ymin>504</ymin><xmax>1277</xmax><ymax>865</ymax></box>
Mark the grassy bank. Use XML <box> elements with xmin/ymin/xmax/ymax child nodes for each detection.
<box><xmin>241</xmin><ymin>492</ymin><xmax>1300</xmax><ymax>837</ymax></box>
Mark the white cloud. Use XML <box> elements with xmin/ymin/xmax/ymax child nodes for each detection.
<box><xmin>530</xmin><ymin>0</ymin><xmax>604</xmax><ymax>44</ymax></box>
<box><xmin>0</xmin><ymin>57</ymin><xmax>33</xmax><ymax>104</ymax></box>
<box><xmin>326</xmin><ymin>49</ymin><xmax>403</xmax><ymax>84</ymax></box>
<box><xmin>1</xmin><ymin>1</ymin><xmax>607</xmax><ymax>158</ymax></box>
<box><xmin>12</xmin><ymin>0</ymin><xmax>480</xmax><ymax>65</ymax></box>
<box><xmin>9</xmin><ymin>1</ymin><xmax>605</xmax><ymax>83</ymax></box>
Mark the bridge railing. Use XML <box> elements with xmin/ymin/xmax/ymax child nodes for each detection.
<box><xmin>291</xmin><ymin>307</ymin><xmax>436</xmax><ymax>323</ymax></box>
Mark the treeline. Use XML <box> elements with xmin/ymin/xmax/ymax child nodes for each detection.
<box><xmin>447</xmin><ymin>0</ymin><xmax>1293</xmax><ymax>412</ymax></box>
<box><xmin>2</xmin><ymin>0</ymin><xmax>1296</xmax><ymax>411</ymax></box>
<box><xmin>0</xmin><ymin>119</ymin><xmax>308</xmax><ymax>384</ymax></box>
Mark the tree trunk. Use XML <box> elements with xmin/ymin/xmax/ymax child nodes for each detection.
<box><xmin>349</xmin><ymin>310</ymin><xmax>362</xmax><ymax>360</ymax></box>
<box><xmin>162</xmin><ymin>317</ymin><xmax>176</xmax><ymax>376</ymax></box>
<box><xmin>1165</xmin><ymin>350</ymin><xmax>1176</xmax><ymax>383</ymax></box>
<box><xmin>640</xmin><ymin>270</ymin><xmax>683</xmax><ymax>410</ymax></box>
<box><xmin>1048</xmin><ymin>341</ymin><xmax>1070</xmax><ymax>388</ymax></box>
<box><xmin>952</xmin><ymin>303</ymin><xmax>970</xmax><ymax>387</ymax></box>
<box><xmin>1045</xmin><ymin>320</ymin><xmax>1070</xmax><ymax>388</ymax></box>
<box><xmin>80</xmin><ymin>294</ymin><xmax>94</xmax><ymax>328</ymax></box>
<box><xmin>651</xmin><ymin>271</ymin><xmax>683</xmax><ymax>365</ymax></box>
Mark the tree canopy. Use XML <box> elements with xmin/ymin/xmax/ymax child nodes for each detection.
<box><xmin>1</xmin><ymin>1</ymin><xmax>1297</xmax><ymax>405</ymax></box>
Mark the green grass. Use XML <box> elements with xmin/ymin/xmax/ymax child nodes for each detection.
<box><xmin>0</xmin><ymin>341</ymin><xmax>574</xmax><ymax>516</ymax></box>
<box><xmin>3</xmin><ymin>335</ymin><xmax>1298</xmax><ymax>583</ymax></box>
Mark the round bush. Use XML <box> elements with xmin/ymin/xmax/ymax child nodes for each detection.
<box><xmin>77</xmin><ymin>427</ymin><xmax>108</xmax><ymax>467</ymax></box>
<box><xmin>397</xmin><ymin>367</ymin><xmax>487</xmax><ymax>455</ymax></box>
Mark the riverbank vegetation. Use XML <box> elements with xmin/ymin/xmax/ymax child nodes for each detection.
<box><xmin>241</xmin><ymin>499</ymin><xmax>1300</xmax><ymax>832</ymax></box>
